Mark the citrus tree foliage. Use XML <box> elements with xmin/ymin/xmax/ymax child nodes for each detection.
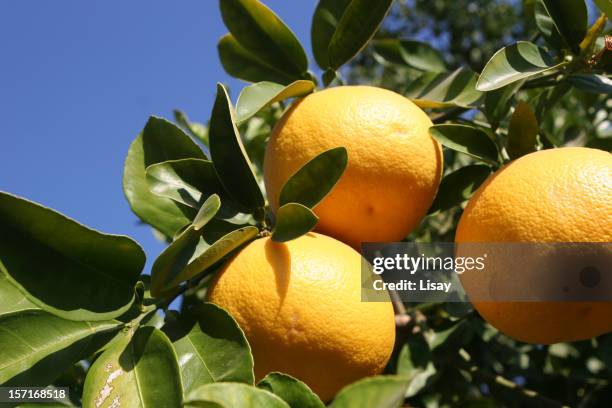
<box><xmin>0</xmin><ymin>0</ymin><xmax>610</xmax><ymax>407</ymax></box>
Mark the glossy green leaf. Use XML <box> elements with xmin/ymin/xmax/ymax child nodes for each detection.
<box><xmin>0</xmin><ymin>311</ymin><xmax>119</xmax><ymax>385</ymax></box>
<box><xmin>174</xmin><ymin>110</ymin><xmax>209</xmax><ymax>147</ymax></box>
<box><xmin>534</xmin><ymin>0</ymin><xmax>563</xmax><ymax>50</ymax></box>
<box><xmin>164</xmin><ymin>303</ymin><xmax>254</xmax><ymax>393</ymax></box>
<box><xmin>236</xmin><ymin>80</ymin><xmax>315</xmax><ymax>124</ymax></box>
<box><xmin>150</xmin><ymin>195</ymin><xmax>221</xmax><ymax>297</ymax></box>
<box><xmin>594</xmin><ymin>0</ymin><xmax>612</xmax><ymax>18</ymax></box>
<box><xmin>327</xmin><ymin>0</ymin><xmax>394</xmax><ymax>70</ymax></box>
<box><xmin>329</xmin><ymin>376</ymin><xmax>411</xmax><ymax>408</ymax></box>
<box><xmin>82</xmin><ymin>327</ymin><xmax>182</xmax><ymax>408</ymax></box>
<box><xmin>541</xmin><ymin>0</ymin><xmax>587</xmax><ymax>52</ymax></box>
<box><xmin>124</xmin><ymin>116</ymin><xmax>206</xmax><ymax>238</ymax></box>
<box><xmin>311</xmin><ymin>0</ymin><xmax>352</xmax><ymax>69</ymax></box>
<box><xmin>483</xmin><ymin>80</ymin><xmax>524</xmax><ymax>125</ymax></box>
<box><xmin>218</xmin><ymin>34</ymin><xmax>297</xmax><ymax>85</ymax></box>
<box><xmin>476</xmin><ymin>42</ymin><xmax>561</xmax><ymax>91</ymax></box>
<box><xmin>186</xmin><ymin>383</ymin><xmax>289</xmax><ymax>408</ymax></box>
<box><xmin>507</xmin><ymin>101</ymin><xmax>539</xmax><ymax>159</ymax></box>
<box><xmin>165</xmin><ymin>226</ymin><xmax>259</xmax><ymax>291</ymax></box>
<box><xmin>0</xmin><ymin>192</ymin><xmax>144</xmax><ymax>321</ymax></box>
<box><xmin>272</xmin><ymin>203</ymin><xmax>318</xmax><ymax>243</ymax></box>
<box><xmin>258</xmin><ymin>372</ymin><xmax>325</xmax><ymax>408</ymax></box>
<box><xmin>567</xmin><ymin>74</ymin><xmax>612</xmax><ymax>94</ymax></box>
<box><xmin>404</xmin><ymin>68</ymin><xmax>483</xmax><ymax>109</ymax></box>
<box><xmin>209</xmin><ymin>83</ymin><xmax>265</xmax><ymax>211</ymax></box>
<box><xmin>145</xmin><ymin>159</ymin><xmax>226</xmax><ymax>209</ymax></box>
<box><xmin>429</xmin><ymin>165</ymin><xmax>492</xmax><ymax>213</ymax></box>
<box><xmin>219</xmin><ymin>0</ymin><xmax>307</xmax><ymax>77</ymax></box>
<box><xmin>373</xmin><ymin>39</ymin><xmax>446</xmax><ymax>72</ymax></box>
<box><xmin>430</xmin><ymin>125</ymin><xmax>500</xmax><ymax>165</ymax></box>
<box><xmin>0</xmin><ymin>272</ymin><xmax>37</xmax><ymax>317</ymax></box>
<box><xmin>279</xmin><ymin>147</ymin><xmax>348</xmax><ymax>208</ymax></box>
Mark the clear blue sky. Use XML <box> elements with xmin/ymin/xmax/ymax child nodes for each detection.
<box><xmin>0</xmin><ymin>0</ymin><xmax>316</xmax><ymax>268</ymax></box>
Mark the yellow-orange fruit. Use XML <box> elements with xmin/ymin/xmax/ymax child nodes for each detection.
<box><xmin>264</xmin><ymin>86</ymin><xmax>443</xmax><ymax>249</ymax></box>
<box><xmin>456</xmin><ymin>147</ymin><xmax>612</xmax><ymax>344</ymax></box>
<box><xmin>206</xmin><ymin>233</ymin><xmax>395</xmax><ymax>401</ymax></box>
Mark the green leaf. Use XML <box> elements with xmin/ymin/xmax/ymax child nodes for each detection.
<box><xmin>258</xmin><ymin>372</ymin><xmax>325</xmax><ymax>408</ymax></box>
<box><xmin>311</xmin><ymin>0</ymin><xmax>352</xmax><ymax>69</ymax></box>
<box><xmin>404</xmin><ymin>68</ymin><xmax>483</xmax><ymax>109</ymax></box>
<box><xmin>0</xmin><ymin>192</ymin><xmax>145</xmax><ymax>321</ymax></box>
<box><xmin>397</xmin><ymin>340</ymin><xmax>436</xmax><ymax>398</ymax></box>
<box><xmin>429</xmin><ymin>125</ymin><xmax>500</xmax><ymax>165</ymax></box>
<box><xmin>507</xmin><ymin>101</ymin><xmax>539</xmax><ymax>159</ymax></box>
<box><xmin>279</xmin><ymin>147</ymin><xmax>348</xmax><ymax>208</ymax></box>
<box><xmin>541</xmin><ymin>0</ymin><xmax>588</xmax><ymax>52</ymax></box>
<box><xmin>373</xmin><ymin>39</ymin><xmax>446</xmax><ymax>72</ymax></box>
<box><xmin>594</xmin><ymin>0</ymin><xmax>612</xmax><ymax>18</ymax></box>
<box><xmin>0</xmin><ymin>273</ymin><xmax>37</xmax><ymax>317</ymax></box>
<box><xmin>163</xmin><ymin>303</ymin><xmax>254</xmax><ymax>394</ymax></box>
<box><xmin>164</xmin><ymin>226</ymin><xmax>259</xmax><ymax>291</ymax></box>
<box><xmin>476</xmin><ymin>41</ymin><xmax>561</xmax><ymax>91</ymax></box>
<box><xmin>329</xmin><ymin>376</ymin><xmax>411</xmax><ymax>408</ymax></box>
<box><xmin>174</xmin><ymin>110</ymin><xmax>209</xmax><ymax>147</ymax></box>
<box><xmin>209</xmin><ymin>83</ymin><xmax>265</xmax><ymax>211</ymax></box>
<box><xmin>534</xmin><ymin>0</ymin><xmax>563</xmax><ymax>50</ymax></box>
<box><xmin>150</xmin><ymin>195</ymin><xmax>221</xmax><ymax>296</ymax></box>
<box><xmin>218</xmin><ymin>34</ymin><xmax>297</xmax><ymax>85</ymax></box>
<box><xmin>0</xmin><ymin>311</ymin><xmax>120</xmax><ymax>385</ymax></box>
<box><xmin>219</xmin><ymin>0</ymin><xmax>308</xmax><ymax>78</ymax></box>
<box><xmin>82</xmin><ymin>327</ymin><xmax>182</xmax><ymax>408</ymax></box>
<box><xmin>186</xmin><ymin>382</ymin><xmax>289</xmax><ymax>408</ymax></box>
<box><xmin>236</xmin><ymin>80</ymin><xmax>315</xmax><ymax>124</ymax></box>
<box><xmin>327</xmin><ymin>0</ymin><xmax>394</xmax><ymax>70</ymax></box>
<box><xmin>124</xmin><ymin>116</ymin><xmax>207</xmax><ymax>238</ymax></box>
<box><xmin>429</xmin><ymin>165</ymin><xmax>492</xmax><ymax>213</ymax></box>
<box><xmin>483</xmin><ymin>80</ymin><xmax>525</xmax><ymax>125</ymax></box>
<box><xmin>567</xmin><ymin>74</ymin><xmax>612</xmax><ymax>94</ymax></box>
<box><xmin>271</xmin><ymin>203</ymin><xmax>318</xmax><ymax>243</ymax></box>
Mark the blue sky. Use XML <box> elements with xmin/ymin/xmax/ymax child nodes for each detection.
<box><xmin>0</xmin><ymin>0</ymin><xmax>316</xmax><ymax>268</ymax></box>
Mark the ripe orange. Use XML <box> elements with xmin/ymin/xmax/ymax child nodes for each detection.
<box><xmin>456</xmin><ymin>147</ymin><xmax>612</xmax><ymax>344</ymax></box>
<box><xmin>264</xmin><ymin>86</ymin><xmax>443</xmax><ymax>249</ymax></box>
<box><xmin>206</xmin><ymin>233</ymin><xmax>395</xmax><ymax>401</ymax></box>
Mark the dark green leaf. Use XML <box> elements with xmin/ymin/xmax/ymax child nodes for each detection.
<box><xmin>329</xmin><ymin>376</ymin><xmax>411</xmax><ymax>408</ymax></box>
<box><xmin>164</xmin><ymin>226</ymin><xmax>259</xmax><ymax>291</ymax></box>
<box><xmin>476</xmin><ymin>42</ymin><xmax>561</xmax><ymax>91</ymax></box>
<box><xmin>0</xmin><ymin>192</ymin><xmax>144</xmax><ymax>321</ymax></box>
<box><xmin>404</xmin><ymin>68</ymin><xmax>483</xmax><ymax>109</ymax></box>
<box><xmin>327</xmin><ymin>0</ymin><xmax>394</xmax><ymax>70</ymax></box>
<box><xmin>0</xmin><ymin>273</ymin><xmax>37</xmax><ymax>317</ymax></box>
<box><xmin>150</xmin><ymin>195</ymin><xmax>221</xmax><ymax>297</ymax></box>
<box><xmin>594</xmin><ymin>0</ymin><xmax>612</xmax><ymax>18</ymax></box>
<box><xmin>218</xmin><ymin>34</ymin><xmax>297</xmax><ymax>84</ymax></box>
<box><xmin>567</xmin><ymin>74</ymin><xmax>612</xmax><ymax>94</ymax></box>
<box><xmin>174</xmin><ymin>110</ymin><xmax>209</xmax><ymax>147</ymax></box>
<box><xmin>429</xmin><ymin>125</ymin><xmax>500</xmax><ymax>165</ymax></box>
<box><xmin>541</xmin><ymin>0</ymin><xmax>588</xmax><ymax>52</ymax></box>
<box><xmin>124</xmin><ymin>116</ymin><xmax>206</xmax><ymax>238</ymax></box>
<box><xmin>186</xmin><ymin>382</ymin><xmax>289</xmax><ymax>408</ymax></box>
<box><xmin>429</xmin><ymin>165</ymin><xmax>492</xmax><ymax>213</ymax></box>
<box><xmin>219</xmin><ymin>0</ymin><xmax>307</xmax><ymax>77</ymax></box>
<box><xmin>164</xmin><ymin>303</ymin><xmax>254</xmax><ymax>394</ymax></box>
<box><xmin>311</xmin><ymin>0</ymin><xmax>352</xmax><ymax>69</ymax></box>
<box><xmin>272</xmin><ymin>203</ymin><xmax>318</xmax><ymax>243</ymax></box>
<box><xmin>0</xmin><ymin>311</ymin><xmax>120</xmax><ymax>385</ymax></box>
<box><xmin>483</xmin><ymin>80</ymin><xmax>524</xmax><ymax>125</ymax></box>
<box><xmin>209</xmin><ymin>83</ymin><xmax>265</xmax><ymax>211</ymax></box>
<box><xmin>82</xmin><ymin>327</ymin><xmax>182</xmax><ymax>407</ymax></box>
<box><xmin>373</xmin><ymin>39</ymin><xmax>446</xmax><ymax>72</ymax></box>
<box><xmin>397</xmin><ymin>340</ymin><xmax>436</xmax><ymax>398</ymax></box>
<box><xmin>236</xmin><ymin>80</ymin><xmax>315</xmax><ymax>124</ymax></box>
<box><xmin>258</xmin><ymin>372</ymin><xmax>325</xmax><ymax>408</ymax></box>
<box><xmin>279</xmin><ymin>147</ymin><xmax>348</xmax><ymax>208</ymax></box>
<box><xmin>507</xmin><ymin>101</ymin><xmax>539</xmax><ymax>159</ymax></box>
<box><xmin>534</xmin><ymin>0</ymin><xmax>563</xmax><ymax>50</ymax></box>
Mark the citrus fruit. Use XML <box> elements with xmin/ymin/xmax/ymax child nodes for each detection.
<box><xmin>206</xmin><ymin>233</ymin><xmax>395</xmax><ymax>401</ymax></box>
<box><xmin>264</xmin><ymin>86</ymin><xmax>443</xmax><ymax>249</ymax></box>
<box><xmin>456</xmin><ymin>147</ymin><xmax>612</xmax><ymax>344</ymax></box>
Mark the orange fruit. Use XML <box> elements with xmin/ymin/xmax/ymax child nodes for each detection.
<box><xmin>206</xmin><ymin>233</ymin><xmax>395</xmax><ymax>401</ymax></box>
<box><xmin>264</xmin><ymin>86</ymin><xmax>443</xmax><ymax>249</ymax></box>
<box><xmin>456</xmin><ymin>147</ymin><xmax>612</xmax><ymax>344</ymax></box>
